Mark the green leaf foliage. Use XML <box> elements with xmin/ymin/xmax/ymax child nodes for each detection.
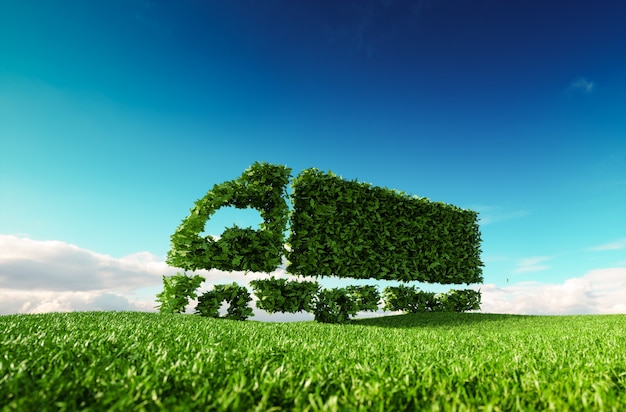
<box><xmin>249</xmin><ymin>277</ymin><xmax>320</xmax><ymax>314</ymax></box>
<box><xmin>195</xmin><ymin>283</ymin><xmax>253</xmax><ymax>321</ymax></box>
<box><xmin>167</xmin><ymin>162</ymin><xmax>291</xmax><ymax>273</ymax></box>
<box><xmin>383</xmin><ymin>286</ymin><xmax>481</xmax><ymax>313</ymax></box>
<box><xmin>155</xmin><ymin>273</ymin><xmax>205</xmax><ymax>314</ymax></box>
<box><xmin>287</xmin><ymin>168</ymin><xmax>483</xmax><ymax>284</ymax></box>
<box><xmin>435</xmin><ymin>289</ymin><xmax>482</xmax><ymax>312</ymax></box>
<box><xmin>345</xmin><ymin>285</ymin><xmax>381</xmax><ymax>312</ymax></box>
<box><xmin>382</xmin><ymin>285</ymin><xmax>430</xmax><ymax>313</ymax></box>
<box><xmin>311</xmin><ymin>287</ymin><xmax>360</xmax><ymax>324</ymax></box>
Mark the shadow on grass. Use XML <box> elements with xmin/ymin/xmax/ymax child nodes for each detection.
<box><xmin>351</xmin><ymin>312</ymin><xmax>533</xmax><ymax>328</ymax></box>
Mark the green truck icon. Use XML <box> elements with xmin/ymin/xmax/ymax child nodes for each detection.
<box><xmin>159</xmin><ymin>162</ymin><xmax>483</xmax><ymax>322</ymax></box>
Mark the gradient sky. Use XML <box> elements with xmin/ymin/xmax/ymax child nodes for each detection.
<box><xmin>1</xmin><ymin>0</ymin><xmax>625</xmax><ymax>317</ymax></box>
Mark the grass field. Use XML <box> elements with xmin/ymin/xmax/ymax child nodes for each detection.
<box><xmin>1</xmin><ymin>311</ymin><xmax>625</xmax><ymax>411</ymax></box>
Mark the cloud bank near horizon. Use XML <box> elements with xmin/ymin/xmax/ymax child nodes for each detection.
<box><xmin>0</xmin><ymin>235</ymin><xmax>624</xmax><ymax>317</ymax></box>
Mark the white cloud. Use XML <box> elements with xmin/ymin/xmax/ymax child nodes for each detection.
<box><xmin>0</xmin><ymin>235</ymin><xmax>309</xmax><ymax>318</ymax></box>
<box><xmin>0</xmin><ymin>235</ymin><xmax>167</xmax><ymax>291</ymax></box>
<box><xmin>473</xmin><ymin>206</ymin><xmax>528</xmax><ymax>226</ymax></box>
<box><xmin>2</xmin><ymin>235</ymin><xmax>624</xmax><ymax>318</ymax></box>
<box><xmin>0</xmin><ymin>290</ymin><xmax>154</xmax><ymax>315</ymax></box>
<box><xmin>568</xmin><ymin>77</ymin><xmax>594</xmax><ymax>94</ymax></box>
<box><xmin>513</xmin><ymin>256</ymin><xmax>552</xmax><ymax>274</ymax></box>
<box><xmin>588</xmin><ymin>238</ymin><xmax>626</xmax><ymax>251</ymax></box>
<box><xmin>479</xmin><ymin>267</ymin><xmax>626</xmax><ymax>315</ymax></box>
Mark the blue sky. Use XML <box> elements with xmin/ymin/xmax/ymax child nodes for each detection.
<box><xmin>1</xmin><ymin>0</ymin><xmax>625</xmax><ymax>317</ymax></box>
